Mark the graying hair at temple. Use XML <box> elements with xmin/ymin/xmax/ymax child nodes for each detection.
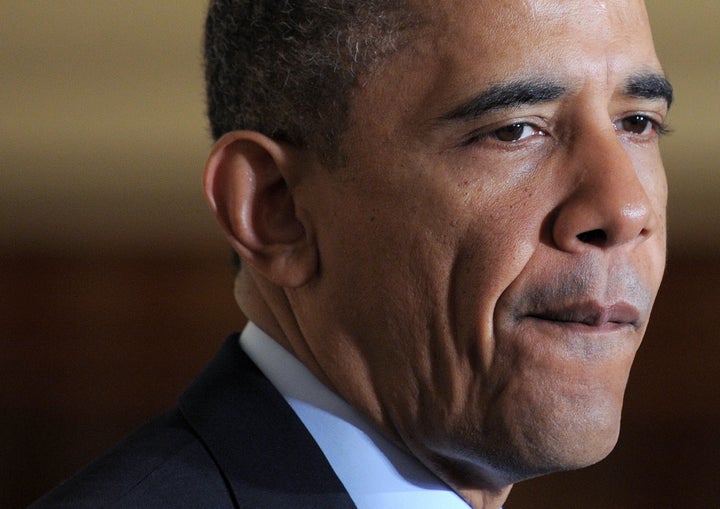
<box><xmin>204</xmin><ymin>0</ymin><xmax>412</xmax><ymax>159</ymax></box>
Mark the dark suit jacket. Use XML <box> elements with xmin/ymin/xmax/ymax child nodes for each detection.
<box><xmin>30</xmin><ymin>334</ymin><xmax>357</xmax><ymax>508</ymax></box>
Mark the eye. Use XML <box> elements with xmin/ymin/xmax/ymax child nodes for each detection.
<box><xmin>492</xmin><ymin>123</ymin><xmax>543</xmax><ymax>142</ymax></box>
<box><xmin>459</xmin><ymin>120</ymin><xmax>548</xmax><ymax>148</ymax></box>
<box><xmin>616</xmin><ymin>114</ymin><xmax>665</xmax><ymax>137</ymax></box>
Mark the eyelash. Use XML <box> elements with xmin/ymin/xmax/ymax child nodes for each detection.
<box><xmin>461</xmin><ymin>114</ymin><xmax>670</xmax><ymax>148</ymax></box>
<box><xmin>613</xmin><ymin>114</ymin><xmax>671</xmax><ymax>138</ymax></box>
<box><xmin>460</xmin><ymin>122</ymin><xmax>546</xmax><ymax>148</ymax></box>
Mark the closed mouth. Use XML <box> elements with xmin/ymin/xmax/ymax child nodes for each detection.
<box><xmin>525</xmin><ymin>301</ymin><xmax>640</xmax><ymax>330</ymax></box>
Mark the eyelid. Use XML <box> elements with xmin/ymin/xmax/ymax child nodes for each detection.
<box><xmin>459</xmin><ymin>117</ymin><xmax>549</xmax><ymax>147</ymax></box>
<box><xmin>615</xmin><ymin>108</ymin><xmax>666</xmax><ymax>122</ymax></box>
<box><xmin>617</xmin><ymin>102</ymin><xmax>668</xmax><ymax>122</ymax></box>
<box><xmin>614</xmin><ymin>111</ymin><xmax>671</xmax><ymax>138</ymax></box>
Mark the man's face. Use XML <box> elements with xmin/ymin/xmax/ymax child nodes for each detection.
<box><xmin>290</xmin><ymin>0</ymin><xmax>669</xmax><ymax>487</ymax></box>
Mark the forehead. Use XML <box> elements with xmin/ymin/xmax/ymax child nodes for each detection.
<box><xmin>407</xmin><ymin>0</ymin><xmax>657</xmax><ymax>76</ymax></box>
<box><xmin>409</xmin><ymin>0</ymin><xmax>650</xmax><ymax>38</ymax></box>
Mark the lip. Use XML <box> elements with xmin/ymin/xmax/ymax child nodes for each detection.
<box><xmin>524</xmin><ymin>301</ymin><xmax>640</xmax><ymax>332</ymax></box>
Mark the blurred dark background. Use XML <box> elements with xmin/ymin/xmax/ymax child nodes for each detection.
<box><xmin>2</xmin><ymin>3</ymin><xmax>718</xmax><ymax>508</ymax></box>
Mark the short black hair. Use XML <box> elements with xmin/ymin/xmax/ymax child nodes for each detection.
<box><xmin>204</xmin><ymin>0</ymin><xmax>412</xmax><ymax>158</ymax></box>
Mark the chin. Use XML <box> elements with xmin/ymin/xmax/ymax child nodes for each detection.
<box><xmin>414</xmin><ymin>405</ymin><xmax>623</xmax><ymax>491</ymax></box>
<box><xmin>552</xmin><ymin>429</ymin><xmax>620</xmax><ymax>472</ymax></box>
<box><xmin>479</xmin><ymin>392</ymin><xmax>627</xmax><ymax>484</ymax></box>
<box><xmin>517</xmin><ymin>408</ymin><xmax>623</xmax><ymax>480</ymax></box>
<box><xmin>491</xmin><ymin>435</ymin><xmax>619</xmax><ymax>485</ymax></box>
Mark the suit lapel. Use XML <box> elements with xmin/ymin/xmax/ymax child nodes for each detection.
<box><xmin>178</xmin><ymin>334</ymin><xmax>356</xmax><ymax>508</ymax></box>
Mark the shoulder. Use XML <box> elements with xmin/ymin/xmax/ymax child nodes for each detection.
<box><xmin>30</xmin><ymin>334</ymin><xmax>354</xmax><ymax>508</ymax></box>
<box><xmin>29</xmin><ymin>408</ymin><xmax>234</xmax><ymax>508</ymax></box>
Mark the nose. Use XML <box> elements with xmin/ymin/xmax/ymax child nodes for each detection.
<box><xmin>552</xmin><ymin>128</ymin><xmax>658</xmax><ymax>253</ymax></box>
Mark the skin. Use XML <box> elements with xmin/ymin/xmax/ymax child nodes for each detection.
<box><xmin>204</xmin><ymin>1</ymin><xmax>671</xmax><ymax>507</ymax></box>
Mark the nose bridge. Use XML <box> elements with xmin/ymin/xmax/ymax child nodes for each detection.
<box><xmin>552</xmin><ymin>125</ymin><xmax>655</xmax><ymax>252</ymax></box>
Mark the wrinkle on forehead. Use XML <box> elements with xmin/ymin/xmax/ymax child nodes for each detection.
<box><xmin>410</xmin><ymin>0</ymin><xmax>617</xmax><ymax>43</ymax></box>
<box><xmin>525</xmin><ymin>0</ymin><xmax>643</xmax><ymax>29</ymax></box>
<box><xmin>439</xmin><ymin>0</ymin><xmax>651</xmax><ymax>30</ymax></box>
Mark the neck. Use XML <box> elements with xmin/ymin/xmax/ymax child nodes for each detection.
<box><xmin>415</xmin><ymin>451</ymin><xmax>514</xmax><ymax>509</ymax></box>
<box><xmin>457</xmin><ymin>487</ymin><xmax>512</xmax><ymax>509</ymax></box>
<box><xmin>234</xmin><ymin>268</ymin><xmax>338</xmax><ymax>391</ymax></box>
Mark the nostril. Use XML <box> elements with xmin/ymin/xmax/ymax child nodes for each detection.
<box><xmin>576</xmin><ymin>229</ymin><xmax>607</xmax><ymax>245</ymax></box>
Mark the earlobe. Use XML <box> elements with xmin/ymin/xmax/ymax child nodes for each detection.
<box><xmin>203</xmin><ymin>131</ymin><xmax>317</xmax><ymax>287</ymax></box>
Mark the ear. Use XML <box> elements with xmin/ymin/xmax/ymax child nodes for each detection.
<box><xmin>203</xmin><ymin>131</ymin><xmax>317</xmax><ymax>287</ymax></box>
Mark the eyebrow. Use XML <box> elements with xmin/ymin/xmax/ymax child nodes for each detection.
<box><xmin>439</xmin><ymin>79</ymin><xmax>567</xmax><ymax>122</ymax></box>
<box><xmin>624</xmin><ymin>73</ymin><xmax>674</xmax><ymax>108</ymax></box>
<box><xmin>437</xmin><ymin>72</ymin><xmax>674</xmax><ymax>124</ymax></box>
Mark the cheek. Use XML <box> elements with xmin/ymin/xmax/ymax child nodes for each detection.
<box><xmin>626</xmin><ymin>146</ymin><xmax>668</xmax><ymax>278</ymax></box>
<box><xmin>304</xmin><ymin>184</ymin><xmax>461</xmax><ymax>366</ymax></box>
<box><xmin>625</xmin><ymin>143</ymin><xmax>668</xmax><ymax>214</ymax></box>
<box><xmin>449</xmin><ymin>182</ymin><xmax>553</xmax><ymax>362</ymax></box>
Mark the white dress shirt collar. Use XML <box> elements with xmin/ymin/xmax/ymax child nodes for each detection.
<box><xmin>239</xmin><ymin>322</ymin><xmax>471</xmax><ymax>509</ymax></box>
